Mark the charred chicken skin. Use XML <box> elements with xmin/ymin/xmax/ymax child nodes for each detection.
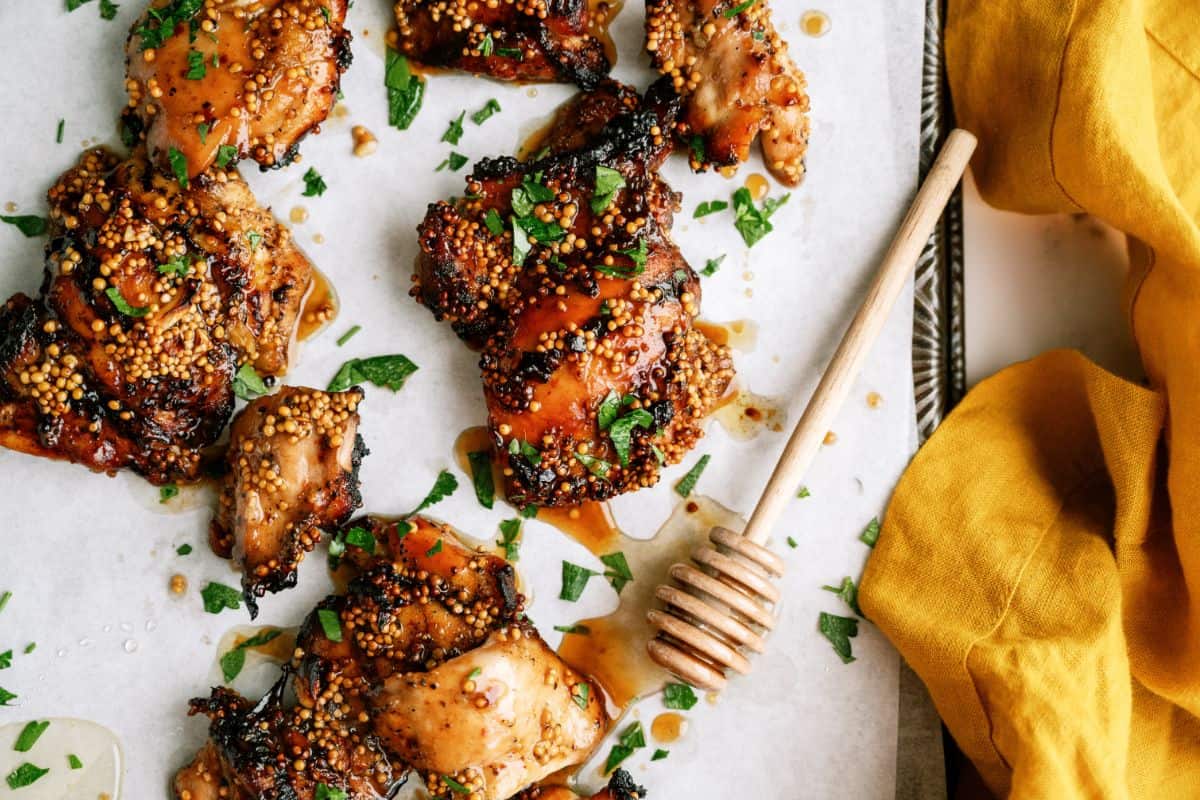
<box><xmin>178</xmin><ymin>517</ymin><xmax>613</xmax><ymax>800</ymax></box>
<box><xmin>412</xmin><ymin>81</ymin><xmax>734</xmax><ymax>508</ymax></box>
<box><xmin>392</xmin><ymin>0</ymin><xmax>613</xmax><ymax>88</ymax></box>
<box><xmin>646</xmin><ymin>0</ymin><xmax>810</xmax><ymax>186</ymax></box>
<box><xmin>125</xmin><ymin>0</ymin><xmax>352</xmax><ymax>179</ymax></box>
<box><xmin>211</xmin><ymin>386</ymin><xmax>366</xmax><ymax>615</ymax></box>
<box><xmin>0</xmin><ymin>147</ymin><xmax>313</xmax><ymax>484</ymax></box>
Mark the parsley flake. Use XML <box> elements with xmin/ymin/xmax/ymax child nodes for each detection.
<box><xmin>599</xmin><ymin>551</ymin><xmax>633</xmax><ymax>593</ymax></box>
<box><xmin>408</xmin><ymin>470</ymin><xmax>458</xmax><ymax>517</ymax></box>
<box><xmin>471</xmin><ymin>98</ymin><xmax>502</xmax><ymax>125</ymax></box>
<box><xmin>317</xmin><ymin>608</ymin><xmax>343</xmax><ymax>642</ymax></box>
<box><xmin>859</xmin><ymin>517</ymin><xmax>880</xmax><ymax>547</ymax></box>
<box><xmin>818</xmin><ymin>612</ymin><xmax>859</xmax><ymax>663</ymax></box>
<box><xmin>385</xmin><ymin>49</ymin><xmax>424</xmax><ymax>130</ymax></box>
<box><xmin>674</xmin><ymin>454</ymin><xmax>710</xmax><ymax>497</ymax></box>
<box><xmin>215</xmin><ymin>144</ymin><xmax>237</xmax><ymax>169</ymax></box>
<box><xmin>232</xmin><ymin>363</ymin><xmax>268</xmax><ymax>400</ymax></box>
<box><xmin>315</xmin><ymin>784</ymin><xmax>348</xmax><ymax>800</ymax></box>
<box><xmin>662</xmin><ymin>682</ymin><xmax>698</xmax><ymax>710</ymax></box>
<box><xmin>200</xmin><ymin>582</ymin><xmax>241</xmax><ymax>614</ymax></box>
<box><xmin>652</xmin><ymin>748</ymin><xmax>669</xmax><ymax>761</ymax></box>
<box><xmin>0</xmin><ymin>687</ymin><xmax>15</xmax><ymax>706</ymax></box>
<box><xmin>732</xmin><ymin>186</ymin><xmax>790</xmax><ymax>247</ymax></box>
<box><xmin>335</xmin><ymin>325</ymin><xmax>361</xmax><ymax>346</ymax></box>
<box><xmin>693</xmin><ymin>200</ymin><xmax>728</xmax><ymax>218</ymax></box>
<box><xmin>441</xmin><ymin>111</ymin><xmax>466</xmax><ymax>145</ymax></box>
<box><xmin>553</xmin><ymin>623</ymin><xmax>589</xmax><ymax>635</ymax></box>
<box><xmin>0</xmin><ymin>216</ymin><xmax>48</xmax><ymax>238</ymax></box>
<box><xmin>559</xmin><ymin>561</ymin><xmax>598</xmax><ymax>602</ymax></box>
<box><xmin>723</xmin><ymin>0</ymin><xmax>758</xmax><ymax>16</ymax></box>
<box><xmin>0</xmin><ymin>651</ymin><xmax>9</xmax><ymax>670</ymax></box>
<box><xmin>55</xmin><ymin>119</ymin><xmax>65</xmax><ymax>144</ymax></box>
<box><xmin>186</xmin><ymin>49</ymin><xmax>206</xmax><ymax>79</ymax></box>
<box><xmin>5</xmin><ymin>763</ymin><xmax>49</xmax><ymax>790</ymax></box>
<box><xmin>822</xmin><ymin>576</ymin><xmax>862</xmax><ymax>616</ymax></box>
<box><xmin>603</xmin><ymin>722</ymin><xmax>646</xmax><ymax>774</ymax></box>
<box><xmin>571</xmin><ymin>682</ymin><xmax>590</xmax><ymax>709</ymax></box>
<box><xmin>105</xmin><ymin>287</ymin><xmax>149</xmax><ymax>317</ymax></box>
<box><xmin>425</xmin><ymin>539</ymin><xmax>444</xmax><ymax>557</ymax></box>
<box><xmin>302</xmin><ymin>167</ymin><xmax>327</xmax><ymax>197</ymax></box>
<box><xmin>467</xmin><ymin>451</ymin><xmax>495</xmax><ymax>509</ymax></box>
<box><xmin>219</xmin><ymin>629</ymin><xmax>282</xmax><ymax>682</ymax></box>
<box><xmin>591</xmin><ymin>165</ymin><xmax>626</xmax><ymax>214</ymax></box>
<box><xmin>160</xmin><ymin>484</ymin><xmax>179</xmax><ymax>503</ymax></box>
<box><xmin>68</xmin><ymin>754</ymin><xmax>83</xmax><ymax>770</ymax></box>
<box><xmin>442</xmin><ymin>775</ymin><xmax>471</xmax><ymax>795</ymax></box>
<box><xmin>575</xmin><ymin>452</ymin><xmax>612</xmax><ymax>480</ymax></box>
<box><xmin>176</xmin><ymin>543</ymin><xmax>193</xmax><ymax>555</ymax></box>
<box><xmin>327</xmin><ymin>354</ymin><xmax>418</xmax><ymax>393</ymax></box>
<box><xmin>167</xmin><ymin>146</ymin><xmax>189</xmax><ymax>187</ymax></box>
<box><xmin>436</xmin><ymin>152</ymin><xmax>469</xmax><ymax>172</ymax></box>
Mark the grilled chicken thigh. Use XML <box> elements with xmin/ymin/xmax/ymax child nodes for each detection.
<box><xmin>646</xmin><ymin>0</ymin><xmax>810</xmax><ymax>186</ymax></box>
<box><xmin>211</xmin><ymin>386</ymin><xmax>366</xmax><ymax>614</ymax></box>
<box><xmin>126</xmin><ymin>0</ymin><xmax>352</xmax><ymax>179</ymax></box>
<box><xmin>0</xmin><ymin>147</ymin><xmax>314</xmax><ymax>483</ymax></box>
<box><xmin>178</xmin><ymin>517</ymin><xmax>612</xmax><ymax>800</ymax></box>
<box><xmin>413</xmin><ymin>81</ymin><xmax>734</xmax><ymax>508</ymax></box>
<box><xmin>393</xmin><ymin>0</ymin><xmax>613</xmax><ymax>88</ymax></box>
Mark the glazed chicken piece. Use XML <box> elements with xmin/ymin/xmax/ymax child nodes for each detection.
<box><xmin>646</xmin><ymin>0</ymin><xmax>810</xmax><ymax>186</ymax></box>
<box><xmin>125</xmin><ymin>0</ymin><xmax>352</xmax><ymax>179</ymax></box>
<box><xmin>178</xmin><ymin>517</ymin><xmax>610</xmax><ymax>800</ymax></box>
<box><xmin>211</xmin><ymin>386</ymin><xmax>366</xmax><ymax>615</ymax></box>
<box><xmin>413</xmin><ymin>81</ymin><xmax>734</xmax><ymax>508</ymax></box>
<box><xmin>176</xmin><ymin>679</ymin><xmax>402</xmax><ymax>800</ymax></box>
<box><xmin>393</xmin><ymin>0</ymin><xmax>612</xmax><ymax>88</ymax></box>
<box><xmin>0</xmin><ymin>147</ymin><xmax>314</xmax><ymax>483</ymax></box>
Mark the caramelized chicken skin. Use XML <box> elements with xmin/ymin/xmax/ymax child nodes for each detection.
<box><xmin>0</xmin><ymin>147</ymin><xmax>313</xmax><ymax>483</ymax></box>
<box><xmin>413</xmin><ymin>82</ymin><xmax>734</xmax><ymax>508</ymax></box>
<box><xmin>393</xmin><ymin>0</ymin><xmax>612</xmax><ymax>88</ymax></box>
<box><xmin>178</xmin><ymin>517</ymin><xmax>612</xmax><ymax>800</ymax></box>
<box><xmin>126</xmin><ymin>0</ymin><xmax>352</xmax><ymax>178</ymax></box>
<box><xmin>646</xmin><ymin>0</ymin><xmax>810</xmax><ymax>186</ymax></box>
<box><xmin>211</xmin><ymin>386</ymin><xmax>366</xmax><ymax>615</ymax></box>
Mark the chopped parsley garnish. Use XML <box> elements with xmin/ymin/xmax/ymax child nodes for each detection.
<box><xmin>752</xmin><ymin>28</ymin><xmax>765</xmax><ymax>41</ymax></box>
<box><xmin>822</xmin><ymin>576</ymin><xmax>862</xmax><ymax>616</ymax></box>
<box><xmin>797</xmin><ymin>486</ymin><xmax>811</xmax><ymax>499</ymax></box>
<box><xmin>436</xmin><ymin>152</ymin><xmax>469</xmax><ymax>172</ymax></box>
<box><xmin>67</xmin><ymin>0</ymin><xmax>90</xmax><ymax>11</ymax></box>
<box><xmin>200</xmin><ymin>581</ymin><xmax>242</xmax><ymax>614</ymax></box>
<box><xmin>787</xmin><ymin>536</ymin><xmax>798</xmax><ymax>548</ymax></box>
<box><xmin>575</xmin><ymin>452</ymin><xmax>612</xmax><ymax>479</ymax></box>
<box><xmin>232</xmin><ymin>363</ymin><xmax>268</xmax><ymax>400</ymax></box>
<box><xmin>520</xmin><ymin>504</ymin><xmax>539</xmax><ymax>519</ymax></box>
<box><xmin>425</xmin><ymin>538</ymin><xmax>444</xmax><ymax>557</ymax></box>
<box><xmin>467</xmin><ymin>450</ymin><xmax>495</xmax><ymax>509</ymax></box>
<box><xmin>245</xmin><ymin>230</ymin><xmax>263</xmax><ymax>253</ymax></box>
<box><xmin>472</xmin><ymin>98</ymin><xmax>502</xmax><ymax>125</ymax></box>
<box><xmin>167</xmin><ymin>146</ymin><xmax>189</xmax><ymax>188</ymax></box>
<box><xmin>508</xmin><ymin>438</ymin><xmax>542</xmax><ymax>465</ymax></box>
<box><xmin>0</xmin><ymin>591</ymin><xmax>9</xmax><ymax>614</ymax></box>
<box><xmin>385</xmin><ymin>49</ymin><xmax>424</xmax><ymax>130</ymax></box>
<box><xmin>496</xmin><ymin>46</ymin><xmax>523</xmax><ymax>59</ymax></box>
<box><xmin>511</xmin><ymin>172</ymin><xmax>556</xmax><ymax>216</ymax></box>
<box><xmin>723</xmin><ymin>0</ymin><xmax>758</xmax><ymax>17</ymax></box>
<box><xmin>186</xmin><ymin>49</ymin><xmax>206</xmax><ymax>79</ymax></box>
<box><xmin>100</xmin><ymin>0</ymin><xmax>119</xmax><ymax>17</ymax></box>
<box><xmin>662</xmin><ymin>682</ymin><xmax>698</xmax><ymax>710</ymax></box>
<box><xmin>606</xmin><ymin>407</ymin><xmax>653</xmax><ymax>466</ymax></box>
<box><xmin>689</xmin><ymin>135</ymin><xmax>706</xmax><ymax>164</ymax></box>
<box><xmin>133</xmin><ymin>0</ymin><xmax>202</xmax><ymax>49</ymax></box>
<box><xmin>559</xmin><ymin>561</ymin><xmax>598</xmax><ymax>602</ymax></box>
<box><xmin>215</xmin><ymin>144</ymin><xmax>237</xmax><ymax>169</ymax></box>
<box><xmin>442</xmin><ymin>775</ymin><xmax>471</xmax><ymax>795</ymax></box>
<box><xmin>68</xmin><ymin>754</ymin><xmax>83</xmax><ymax>770</ymax></box>
<box><xmin>5</xmin><ymin>763</ymin><xmax>49</xmax><ymax>790</ymax></box>
<box><xmin>176</xmin><ymin>543</ymin><xmax>193</xmax><ymax>555</ymax></box>
<box><xmin>732</xmin><ymin>186</ymin><xmax>790</xmax><ymax>247</ymax></box>
<box><xmin>603</xmin><ymin>721</ymin><xmax>646</xmax><ymax>774</ymax></box>
<box><xmin>652</xmin><ymin>748</ymin><xmax>669</xmax><ymax>761</ymax></box>
<box><xmin>595</xmin><ymin>238</ymin><xmax>648</xmax><ymax>279</ymax></box>
<box><xmin>591</xmin><ymin>165</ymin><xmax>626</xmax><ymax>213</ymax></box>
<box><xmin>441</xmin><ymin>111</ymin><xmax>466</xmax><ymax>145</ymax></box>
<box><xmin>159</xmin><ymin>484</ymin><xmax>179</xmax><ymax>503</ymax></box>
<box><xmin>345</xmin><ymin>526</ymin><xmax>376</xmax><ymax>553</ymax></box>
<box><xmin>818</xmin><ymin>612</ymin><xmax>858</xmax><ymax>664</ymax></box>
<box><xmin>599</xmin><ymin>551</ymin><xmax>633</xmax><ymax>593</ymax></box>
<box><xmin>22</xmin><ymin>643</ymin><xmax>34</xmax><ymax>655</ymax></box>
<box><xmin>105</xmin><ymin>287</ymin><xmax>149</xmax><ymax>317</ymax></box>
<box><xmin>496</xmin><ymin>519</ymin><xmax>521</xmax><ymax>561</ymax></box>
<box><xmin>335</xmin><ymin>325</ymin><xmax>361</xmax><ymax>346</ymax></box>
<box><xmin>484</xmin><ymin>209</ymin><xmax>505</xmax><ymax>235</ymax></box>
<box><xmin>674</xmin><ymin>454</ymin><xmax>710</xmax><ymax>497</ymax></box>
<box><xmin>315</xmin><ymin>783</ymin><xmax>348</xmax><ymax>800</ymax></box>
<box><xmin>597</xmin><ymin>390</ymin><xmax>633</xmax><ymax>430</ymax></box>
<box><xmin>693</xmin><ymin>200</ymin><xmax>728</xmax><ymax>218</ymax></box>
<box><xmin>700</xmin><ymin>254</ymin><xmax>725</xmax><ymax>277</ymax></box>
<box><xmin>477</xmin><ymin>33</ymin><xmax>494</xmax><ymax>56</ymax></box>
<box><xmin>55</xmin><ymin>119</ymin><xmax>65</xmax><ymax>144</ymax></box>
<box><xmin>859</xmin><ymin>517</ymin><xmax>880</xmax><ymax>547</ymax></box>
<box><xmin>317</xmin><ymin>609</ymin><xmax>343</xmax><ymax>642</ymax></box>
<box><xmin>468</xmin><ymin>667</ymin><xmax>482</xmax><ymax>680</ymax></box>
<box><xmin>571</xmin><ymin>682</ymin><xmax>590</xmax><ymax>709</ymax></box>
<box><xmin>0</xmin><ymin>687</ymin><xmax>15</xmax><ymax>706</ymax></box>
<box><xmin>219</xmin><ymin>628</ymin><xmax>282</xmax><ymax>682</ymax></box>
<box><xmin>0</xmin><ymin>651</ymin><xmax>10</xmax><ymax>670</ymax></box>
<box><xmin>408</xmin><ymin>470</ymin><xmax>458</xmax><ymax>517</ymax></box>
<box><xmin>196</xmin><ymin>121</ymin><xmax>209</xmax><ymax>143</ymax></box>
<box><xmin>158</xmin><ymin>252</ymin><xmax>193</xmax><ymax>278</ymax></box>
<box><xmin>553</xmin><ymin>623</ymin><xmax>589</xmax><ymax>635</ymax></box>
<box><xmin>0</xmin><ymin>215</ymin><xmax>48</xmax><ymax>238</ymax></box>
<box><xmin>327</xmin><ymin>354</ymin><xmax>418</xmax><ymax>393</ymax></box>
<box><xmin>302</xmin><ymin>167</ymin><xmax>327</xmax><ymax>197</ymax></box>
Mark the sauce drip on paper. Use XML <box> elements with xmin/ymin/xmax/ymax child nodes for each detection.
<box><xmin>296</xmin><ymin>268</ymin><xmax>337</xmax><ymax>342</ymax></box>
<box><xmin>0</xmin><ymin>718</ymin><xmax>122</xmax><ymax>799</ymax></box>
<box><xmin>801</xmin><ymin>10</ymin><xmax>831</xmax><ymax>37</ymax></box>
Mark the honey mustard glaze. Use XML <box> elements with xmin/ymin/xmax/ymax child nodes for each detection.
<box><xmin>557</xmin><ymin>495</ymin><xmax>746</xmax><ymax>711</ymax></box>
<box><xmin>295</xmin><ymin>267</ymin><xmax>338</xmax><ymax>342</ymax></box>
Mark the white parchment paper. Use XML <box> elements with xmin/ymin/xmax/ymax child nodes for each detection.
<box><xmin>0</xmin><ymin>0</ymin><xmax>924</xmax><ymax>797</ymax></box>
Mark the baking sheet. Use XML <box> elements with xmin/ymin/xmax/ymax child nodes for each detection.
<box><xmin>0</xmin><ymin>0</ymin><xmax>924</xmax><ymax>797</ymax></box>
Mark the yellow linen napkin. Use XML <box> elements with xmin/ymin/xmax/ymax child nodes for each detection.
<box><xmin>859</xmin><ymin>1</ymin><xmax>1200</xmax><ymax>797</ymax></box>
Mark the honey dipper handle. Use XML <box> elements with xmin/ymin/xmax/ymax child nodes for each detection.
<box><xmin>740</xmin><ymin>129</ymin><xmax>977</xmax><ymax>546</ymax></box>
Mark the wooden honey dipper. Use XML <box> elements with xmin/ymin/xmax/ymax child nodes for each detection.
<box><xmin>647</xmin><ymin>129</ymin><xmax>978</xmax><ymax>690</ymax></box>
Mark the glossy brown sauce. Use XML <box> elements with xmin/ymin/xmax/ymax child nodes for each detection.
<box><xmin>231</xmin><ymin>626</ymin><xmax>297</xmax><ymax>661</ymax></box>
<box><xmin>801</xmin><ymin>9</ymin><xmax>831</xmax><ymax>37</ymax></box>
<box><xmin>712</xmin><ymin>388</ymin><xmax>786</xmax><ymax>441</ymax></box>
<box><xmin>588</xmin><ymin>0</ymin><xmax>623</xmax><ymax>68</ymax></box>
<box><xmin>695</xmin><ymin>319</ymin><xmax>758</xmax><ymax>352</ymax></box>
<box><xmin>518</xmin><ymin>115</ymin><xmax>558</xmax><ymax>161</ymax></box>
<box><xmin>296</xmin><ymin>268</ymin><xmax>337</xmax><ymax>341</ymax></box>
<box><xmin>557</xmin><ymin>614</ymin><xmax>653</xmax><ymax>710</ymax></box>
<box><xmin>651</xmin><ymin>712</ymin><xmax>686</xmax><ymax>744</ymax></box>
<box><xmin>743</xmin><ymin>172</ymin><xmax>770</xmax><ymax>201</ymax></box>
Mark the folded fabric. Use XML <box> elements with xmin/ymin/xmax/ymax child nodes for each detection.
<box><xmin>860</xmin><ymin>1</ymin><xmax>1200</xmax><ymax>797</ymax></box>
